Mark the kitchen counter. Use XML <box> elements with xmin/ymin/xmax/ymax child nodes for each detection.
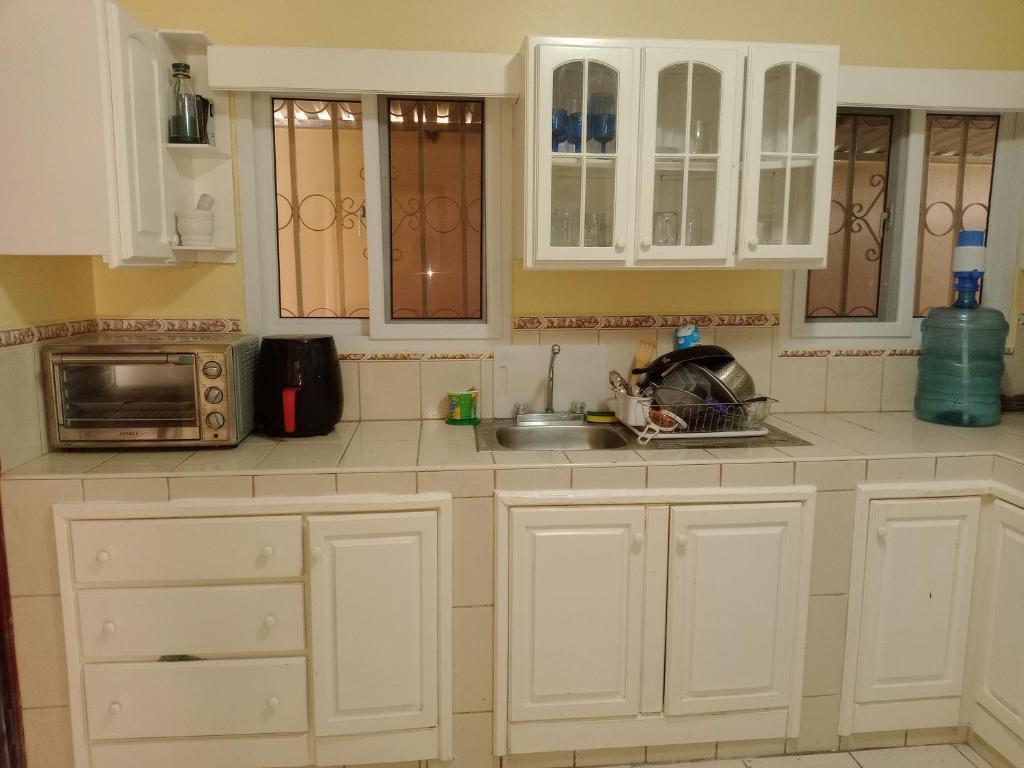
<box><xmin>6</xmin><ymin>411</ymin><xmax>1024</xmax><ymax>479</ymax></box>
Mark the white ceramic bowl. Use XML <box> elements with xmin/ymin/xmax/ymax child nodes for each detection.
<box><xmin>176</xmin><ymin>209</ymin><xmax>215</xmax><ymax>246</ymax></box>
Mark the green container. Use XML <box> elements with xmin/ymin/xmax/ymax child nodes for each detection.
<box><xmin>446</xmin><ymin>389</ymin><xmax>479</xmax><ymax>425</ymax></box>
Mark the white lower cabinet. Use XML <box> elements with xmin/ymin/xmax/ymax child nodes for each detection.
<box><xmin>497</xmin><ymin>489</ymin><xmax>815</xmax><ymax>755</ymax></box>
<box><xmin>54</xmin><ymin>496</ymin><xmax>453</xmax><ymax>768</ymax></box>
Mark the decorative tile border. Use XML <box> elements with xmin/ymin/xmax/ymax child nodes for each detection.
<box><xmin>513</xmin><ymin>313</ymin><xmax>779</xmax><ymax>330</ymax></box>
<box><xmin>337</xmin><ymin>352</ymin><xmax>493</xmax><ymax>361</ymax></box>
<box><xmin>0</xmin><ymin>318</ymin><xmax>243</xmax><ymax>350</ymax></box>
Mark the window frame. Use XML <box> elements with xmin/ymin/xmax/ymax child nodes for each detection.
<box><xmin>244</xmin><ymin>91</ymin><xmax>508</xmax><ymax>347</ymax></box>
<box><xmin>782</xmin><ymin>109</ymin><xmax>1024</xmax><ymax>350</ymax></box>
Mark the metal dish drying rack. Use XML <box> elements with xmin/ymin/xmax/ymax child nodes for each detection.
<box><xmin>614</xmin><ymin>390</ymin><xmax>774</xmax><ymax>440</ymax></box>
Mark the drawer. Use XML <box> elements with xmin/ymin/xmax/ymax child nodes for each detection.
<box><xmin>71</xmin><ymin>516</ymin><xmax>302</xmax><ymax>584</ymax></box>
<box><xmin>78</xmin><ymin>584</ymin><xmax>305</xmax><ymax>659</ymax></box>
<box><xmin>84</xmin><ymin>657</ymin><xmax>308</xmax><ymax>740</ymax></box>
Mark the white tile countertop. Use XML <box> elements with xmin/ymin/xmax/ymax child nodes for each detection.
<box><xmin>6</xmin><ymin>411</ymin><xmax>1024</xmax><ymax>480</ymax></box>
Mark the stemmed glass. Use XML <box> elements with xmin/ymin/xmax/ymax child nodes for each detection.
<box><xmin>567</xmin><ymin>111</ymin><xmax>584</xmax><ymax>152</ymax></box>
<box><xmin>551</xmin><ymin>109</ymin><xmax>569</xmax><ymax>151</ymax></box>
<box><xmin>587</xmin><ymin>92</ymin><xmax>616</xmax><ymax>152</ymax></box>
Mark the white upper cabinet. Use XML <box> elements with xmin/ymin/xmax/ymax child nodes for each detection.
<box><xmin>535</xmin><ymin>44</ymin><xmax>637</xmax><ymax>266</ymax></box>
<box><xmin>737</xmin><ymin>45</ymin><xmax>838</xmax><ymax>267</ymax></box>
<box><xmin>523</xmin><ymin>36</ymin><xmax>838</xmax><ymax>270</ymax></box>
<box><xmin>636</xmin><ymin>45</ymin><xmax>743</xmax><ymax>267</ymax></box>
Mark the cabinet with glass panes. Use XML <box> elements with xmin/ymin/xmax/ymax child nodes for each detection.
<box><xmin>523</xmin><ymin>37</ymin><xmax>838</xmax><ymax>270</ymax></box>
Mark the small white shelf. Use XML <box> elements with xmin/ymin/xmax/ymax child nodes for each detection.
<box><xmin>166</xmin><ymin>143</ymin><xmax>229</xmax><ymax>159</ymax></box>
<box><xmin>156</xmin><ymin>29</ymin><xmax>213</xmax><ymax>56</ymax></box>
<box><xmin>170</xmin><ymin>244</ymin><xmax>235</xmax><ymax>252</ymax></box>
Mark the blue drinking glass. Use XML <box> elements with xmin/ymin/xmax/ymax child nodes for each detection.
<box><xmin>590</xmin><ymin>113</ymin><xmax>616</xmax><ymax>153</ymax></box>
<box><xmin>551</xmin><ymin>108</ymin><xmax>569</xmax><ymax>151</ymax></box>
<box><xmin>567</xmin><ymin>112</ymin><xmax>584</xmax><ymax>152</ymax></box>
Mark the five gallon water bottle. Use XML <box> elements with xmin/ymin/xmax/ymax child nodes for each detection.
<box><xmin>915</xmin><ymin>231</ymin><xmax>1008</xmax><ymax>427</ymax></box>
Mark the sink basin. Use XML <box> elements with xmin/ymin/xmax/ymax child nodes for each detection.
<box><xmin>484</xmin><ymin>424</ymin><xmax>631</xmax><ymax>451</ymax></box>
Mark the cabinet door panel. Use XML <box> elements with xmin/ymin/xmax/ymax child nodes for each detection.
<box><xmin>855</xmin><ymin>497</ymin><xmax>979</xmax><ymax>703</ymax></box>
<box><xmin>635</xmin><ymin>45</ymin><xmax>743</xmax><ymax>266</ymax></box>
<box><xmin>976</xmin><ymin>499</ymin><xmax>1024</xmax><ymax>739</ymax></box>
<box><xmin>508</xmin><ymin>505</ymin><xmax>646</xmax><ymax>721</ymax></box>
<box><xmin>738</xmin><ymin>44</ymin><xmax>837</xmax><ymax>267</ymax></box>
<box><xmin>105</xmin><ymin>0</ymin><xmax>176</xmax><ymax>264</ymax></box>
<box><xmin>534</xmin><ymin>44</ymin><xmax>635</xmax><ymax>265</ymax></box>
<box><xmin>309</xmin><ymin>512</ymin><xmax>438</xmax><ymax>736</ymax></box>
<box><xmin>664</xmin><ymin>502</ymin><xmax>803</xmax><ymax>715</ymax></box>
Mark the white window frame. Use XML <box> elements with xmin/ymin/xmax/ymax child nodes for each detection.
<box><xmin>782</xmin><ymin>103</ymin><xmax>1024</xmax><ymax>350</ymax></box>
<box><xmin>240</xmin><ymin>91</ymin><xmax>509</xmax><ymax>349</ymax></box>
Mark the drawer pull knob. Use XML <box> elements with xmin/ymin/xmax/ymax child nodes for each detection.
<box><xmin>96</xmin><ymin>550</ymin><xmax>110</xmax><ymax>563</ymax></box>
<box><xmin>677</xmin><ymin>534</ymin><xmax>688</xmax><ymax>549</ymax></box>
<box><xmin>102</xmin><ymin>621</ymin><xmax>116</xmax><ymax>635</ymax></box>
<box><xmin>263</xmin><ymin>615</ymin><xmax>277</xmax><ymax>629</ymax></box>
<box><xmin>311</xmin><ymin>546</ymin><xmax>323</xmax><ymax>559</ymax></box>
<box><xmin>267</xmin><ymin>696</ymin><xmax>280</xmax><ymax>710</ymax></box>
<box><xmin>878</xmin><ymin>525</ymin><xmax>889</xmax><ymax>540</ymax></box>
<box><xmin>632</xmin><ymin>532</ymin><xmax>644</xmax><ymax>546</ymax></box>
<box><xmin>260</xmin><ymin>546</ymin><xmax>274</xmax><ymax>558</ymax></box>
<box><xmin>108</xmin><ymin>702</ymin><xmax>121</xmax><ymax>715</ymax></box>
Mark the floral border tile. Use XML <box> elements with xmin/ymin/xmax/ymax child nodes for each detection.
<box><xmin>512</xmin><ymin>313</ymin><xmax>779</xmax><ymax>330</ymax></box>
<box><xmin>337</xmin><ymin>352</ymin><xmax>493</xmax><ymax>361</ymax></box>
<box><xmin>0</xmin><ymin>317</ymin><xmax>244</xmax><ymax>349</ymax></box>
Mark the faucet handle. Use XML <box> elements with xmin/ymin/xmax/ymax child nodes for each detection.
<box><xmin>512</xmin><ymin>401</ymin><xmax>528</xmax><ymax>418</ymax></box>
<box><xmin>571</xmin><ymin>400</ymin><xmax>585</xmax><ymax>415</ymax></box>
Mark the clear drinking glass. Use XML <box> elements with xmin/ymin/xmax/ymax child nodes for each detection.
<box><xmin>583</xmin><ymin>212</ymin><xmax>608</xmax><ymax>247</ymax></box>
<box><xmin>653</xmin><ymin>211</ymin><xmax>680</xmax><ymax>246</ymax></box>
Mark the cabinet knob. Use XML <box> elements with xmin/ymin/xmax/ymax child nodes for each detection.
<box><xmin>102</xmin><ymin>621</ymin><xmax>116</xmax><ymax>635</ymax></box>
<box><xmin>615</xmin><ymin>237</ymin><xmax>626</xmax><ymax>251</ymax></box>
<box><xmin>878</xmin><ymin>525</ymin><xmax>889</xmax><ymax>539</ymax></box>
<box><xmin>640</xmin><ymin>238</ymin><xmax>651</xmax><ymax>250</ymax></box>
<box><xmin>747</xmin><ymin>236</ymin><xmax>759</xmax><ymax>250</ymax></box>
<box><xmin>108</xmin><ymin>702</ymin><xmax>122</xmax><ymax>715</ymax></box>
<box><xmin>263</xmin><ymin>615</ymin><xmax>277</xmax><ymax>629</ymax></box>
<box><xmin>96</xmin><ymin>550</ymin><xmax>110</xmax><ymax>563</ymax></box>
<box><xmin>677</xmin><ymin>534</ymin><xmax>688</xmax><ymax>549</ymax></box>
<box><xmin>267</xmin><ymin>696</ymin><xmax>280</xmax><ymax>710</ymax></box>
<box><xmin>311</xmin><ymin>546</ymin><xmax>323</xmax><ymax>559</ymax></box>
<box><xmin>632</xmin><ymin>532</ymin><xmax>644</xmax><ymax>546</ymax></box>
<box><xmin>260</xmin><ymin>545</ymin><xmax>274</xmax><ymax>558</ymax></box>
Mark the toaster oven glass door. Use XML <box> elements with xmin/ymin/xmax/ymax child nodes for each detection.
<box><xmin>54</xmin><ymin>354</ymin><xmax>201</xmax><ymax>441</ymax></box>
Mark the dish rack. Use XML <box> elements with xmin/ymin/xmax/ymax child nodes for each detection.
<box><xmin>614</xmin><ymin>390</ymin><xmax>773</xmax><ymax>439</ymax></box>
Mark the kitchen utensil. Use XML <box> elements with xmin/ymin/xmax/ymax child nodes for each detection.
<box><xmin>608</xmin><ymin>370</ymin><xmax>631</xmax><ymax>396</ymax></box>
<box><xmin>694</xmin><ymin>359</ymin><xmax>757</xmax><ymax>402</ymax></box>
<box><xmin>632</xmin><ymin>344</ymin><xmax>733</xmax><ymax>388</ymax></box>
<box><xmin>627</xmin><ymin>337</ymin><xmax>658</xmax><ymax>394</ymax></box>
<box><xmin>653</xmin><ymin>385</ymin><xmax>705</xmax><ymax>409</ymax></box>
<box><xmin>196</xmin><ymin>193</ymin><xmax>215</xmax><ymax>211</ymax></box>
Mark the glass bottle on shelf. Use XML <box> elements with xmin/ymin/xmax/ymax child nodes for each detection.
<box><xmin>168</xmin><ymin>63</ymin><xmax>201</xmax><ymax>144</ymax></box>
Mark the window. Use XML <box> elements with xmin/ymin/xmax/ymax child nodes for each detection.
<box><xmin>252</xmin><ymin>93</ymin><xmax>504</xmax><ymax>343</ymax></box>
<box><xmin>786</xmin><ymin>107</ymin><xmax>1018</xmax><ymax>346</ymax></box>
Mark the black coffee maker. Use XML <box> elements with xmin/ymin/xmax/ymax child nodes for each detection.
<box><xmin>255</xmin><ymin>335</ymin><xmax>342</xmax><ymax>437</ymax></box>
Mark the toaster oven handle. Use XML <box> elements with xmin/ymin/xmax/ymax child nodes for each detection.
<box><xmin>53</xmin><ymin>354</ymin><xmax>193</xmax><ymax>365</ymax></box>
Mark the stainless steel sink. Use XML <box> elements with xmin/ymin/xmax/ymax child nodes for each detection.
<box><xmin>477</xmin><ymin>423</ymin><xmax>632</xmax><ymax>451</ymax></box>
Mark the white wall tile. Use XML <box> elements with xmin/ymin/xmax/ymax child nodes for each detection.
<box><xmin>811</xmin><ymin>491</ymin><xmax>856</xmax><ymax>596</ymax></box>
<box><xmin>645</xmin><ymin>743</ymin><xmax>717</xmax><ymax>762</ymax></box>
<box><xmin>881</xmin><ymin>355</ymin><xmax>918</xmax><ymax>411</ymax></box>
<box><xmin>453</xmin><ymin>606</ymin><xmax>492</xmax><ymax>714</ymax></box>
<box><xmin>12</xmin><ymin>595</ymin><xmax>68</xmax><ymax>707</ymax></box>
<box><xmin>0</xmin><ymin>344</ymin><xmax>45</xmax><ymax>469</ymax></box>
<box><xmin>839</xmin><ymin>731</ymin><xmax>907</xmax><ymax>750</ymax></box>
<box><xmin>512</xmin><ymin>330</ymin><xmax>539</xmax><ymax>345</ymax></box>
<box><xmin>168</xmin><ymin>475</ymin><xmax>253</xmax><ymax>499</ymax></box>
<box><xmin>803</xmin><ymin>595</ymin><xmax>849</xmax><ymax>696</ymax></box>
<box><xmin>852</xmin><ymin>745</ymin><xmax>971</xmax><ymax>767</ymax></box>
<box><xmin>598</xmin><ymin>329</ymin><xmax>659</xmax><ymax>383</ymax></box>
<box><xmin>340</xmin><ymin>361</ymin><xmax>360</xmax><ymax>421</ymax></box>
<box><xmin>502</xmin><ymin>752</ymin><xmax>573</xmax><ymax>768</ymax></box>
<box><xmin>495</xmin><ymin>467</ymin><xmax>571</xmax><ymax>491</ymax></box>
<box><xmin>993</xmin><ymin>456</ymin><xmax>1024</xmax><ymax>490</ymax></box>
<box><xmin>867</xmin><ymin>457</ymin><xmax>936</xmax><ymax>482</ymax></box>
<box><xmin>771</xmin><ymin>356</ymin><xmax>828</xmax><ymax>413</ymax></box>
<box><xmin>421</xmin><ymin>361</ymin><xmax>483</xmax><ymax>420</ymax></box>
<box><xmin>575</xmin><ymin>746</ymin><xmax>645</xmax><ymax>766</ymax></box>
<box><xmin>428</xmin><ymin>712</ymin><xmax>497</xmax><ymax>768</ymax></box>
<box><xmin>722</xmin><ymin>462</ymin><xmax>794</xmax><ymax>487</ymax></box>
<box><xmin>572</xmin><ymin>466</ymin><xmax>645</xmax><ymax>489</ymax></box>
<box><xmin>453</xmin><ymin>498</ymin><xmax>493</xmax><ymax>607</ymax></box>
<box><xmin>935</xmin><ymin>455</ymin><xmax>994</xmax><ymax>481</ymax></box>
<box><xmin>647</xmin><ymin>463</ymin><xmax>721</xmax><ymax>488</ymax></box>
<box><xmin>337</xmin><ymin>471</ymin><xmax>417</xmax><ymax>494</ymax></box>
<box><xmin>795</xmin><ymin>460</ymin><xmax>866</xmax><ymax>491</ymax></box>
<box><xmin>418</xmin><ymin>469</ymin><xmax>495</xmax><ymax>497</ymax></box>
<box><xmin>359</xmin><ymin>361</ymin><xmax>421</xmax><ymax>420</ymax></box>
<box><xmin>22</xmin><ymin>706</ymin><xmax>73</xmax><ymax>768</ymax></box>
<box><xmin>826</xmin><ymin>356</ymin><xmax>884</xmax><ymax>412</ymax></box>
<box><xmin>253</xmin><ymin>473</ymin><xmax>336</xmax><ymax>497</ymax></box>
<box><xmin>716</xmin><ymin>738</ymin><xmax>786</xmax><ymax>758</ymax></box>
<box><xmin>82</xmin><ymin>477</ymin><xmax>168</xmax><ymax>502</ymax></box>
<box><xmin>539</xmin><ymin>329</ymin><xmax>599</xmax><ymax>346</ymax></box>
<box><xmin>480</xmin><ymin>359</ymin><xmax>494</xmax><ymax>419</ymax></box>
<box><xmin>787</xmin><ymin>695</ymin><xmax>841</xmax><ymax>753</ymax></box>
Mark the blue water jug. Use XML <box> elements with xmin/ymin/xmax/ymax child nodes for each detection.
<box><xmin>915</xmin><ymin>231</ymin><xmax>1008</xmax><ymax>427</ymax></box>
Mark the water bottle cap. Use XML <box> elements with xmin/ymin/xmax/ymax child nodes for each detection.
<box><xmin>957</xmin><ymin>230</ymin><xmax>985</xmax><ymax>247</ymax></box>
<box><xmin>171</xmin><ymin>62</ymin><xmax>191</xmax><ymax>75</ymax></box>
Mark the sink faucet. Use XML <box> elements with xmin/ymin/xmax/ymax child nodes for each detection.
<box><xmin>545</xmin><ymin>344</ymin><xmax>560</xmax><ymax>413</ymax></box>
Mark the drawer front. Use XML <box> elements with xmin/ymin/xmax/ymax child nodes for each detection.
<box><xmin>78</xmin><ymin>584</ymin><xmax>305</xmax><ymax>659</ymax></box>
<box><xmin>84</xmin><ymin>657</ymin><xmax>308</xmax><ymax>740</ymax></box>
<box><xmin>71</xmin><ymin>516</ymin><xmax>302</xmax><ymax>584</ymax></box>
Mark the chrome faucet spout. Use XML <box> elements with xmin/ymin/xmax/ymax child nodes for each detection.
<box><xmin>545</xmin><ymin>344</ymin><xmax>560</xmax><ymax>413</ymax></box>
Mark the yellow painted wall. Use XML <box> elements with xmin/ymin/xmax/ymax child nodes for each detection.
<box><xmin>0</xmin><ymin>256</ymin><xmax>96</xmax><ymax>331</ymax></box>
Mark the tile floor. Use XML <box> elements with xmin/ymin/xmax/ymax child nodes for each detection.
<box><xmin>660</xmin><ymin>745</ymin><xmax>994</xmax><ymax>768</ymax></box>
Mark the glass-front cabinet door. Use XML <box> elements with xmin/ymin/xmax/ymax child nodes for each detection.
<box><xmin>738</xmin><ymin>45</ymin><xmax>838</xmax><ymax>267</ymax></box>
<box><xmin>534</xmin><ymin>44</ymin><xmax>635</xmax><ymax>265</ymax></box>
<box><xmin>636</xmin><ymin>45</ymin><xmax>743</xmax><ymax>266</ymax></box>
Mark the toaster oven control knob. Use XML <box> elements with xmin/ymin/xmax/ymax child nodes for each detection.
<box><xmin>205</xmin><ymin>412</ymin><xmax>225</xmax><ymax>429</ymax></box>
<box><xmin>205</xmin><ymin>386</ymin><xmax>224</xmax><ymax>404</ymax></box>
<box><xmin>202</xmin><ymin>361</ymin><xmax>223</xmax><ymax>379</ymax></box>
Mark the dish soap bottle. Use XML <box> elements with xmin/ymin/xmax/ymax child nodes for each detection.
<box><xmin>915</xmin><ymin>230</ymin><xmax>1008</xmax><ymax>427</ymax></box>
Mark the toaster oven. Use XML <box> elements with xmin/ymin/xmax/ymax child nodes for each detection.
<box><xmin>43</xmin><ymin>334</ymin><xmax>259</xmax><ymax>448</ymax></box>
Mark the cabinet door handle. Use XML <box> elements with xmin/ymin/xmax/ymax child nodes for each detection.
<box><xmin>267</xmin><ymin>696</ymin><xmax>280</xmax><ymax>710</ymax></box>
<box><xmin>615</xmin><ymin>237</ymin><xmax>627</xmax><ymax>251</ymax></box>
<box><xmin>877</xmin><ymin>525</ymin><xmax>889</xmax><ymax>539</ymax></box>
<box><xmin>747</xmin><ymin>236</ymin><xmax>759</xmax><ymax>250</ymax></box>
<box><xmin>263</xmin><ymin>615</ymin><xmax>277</xmax><ymax>629</ymax></box>
<box><xmin>102</xmin><ymin>621</ymin><xmax>116</xmax><ymax>635</ymax></box>
<box><xmin>260</xmin><ymin>545</ymin><xmax>274</xmax><ymax>558</ymax></box>
<box><xmin>311</xmin><ymin>546</ymin><xmax>323</xmax><ymax>559</ymax></box>
<box><xmin>677</xmin><ymin>534</ymin><xmax>688</xmax><ymax>550</ymax></box>
<box><xmin>96</xmin><ymin>550</ymin><xmax>110</xmax><ymax>563</ymax></box>
<box><xmin>640</xmin><ymin>238</ymin><xmax>651</xmax><ymax>250</ymax></box>
<box><xmin>108</xmin><ymin>702</ymin><xmax>122</xmax><ymax>715</ymax></box>
<box><xmin>632</xmin><ymin>532</ymin><xmax>644</xmax><ymax>546</ymax></box>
